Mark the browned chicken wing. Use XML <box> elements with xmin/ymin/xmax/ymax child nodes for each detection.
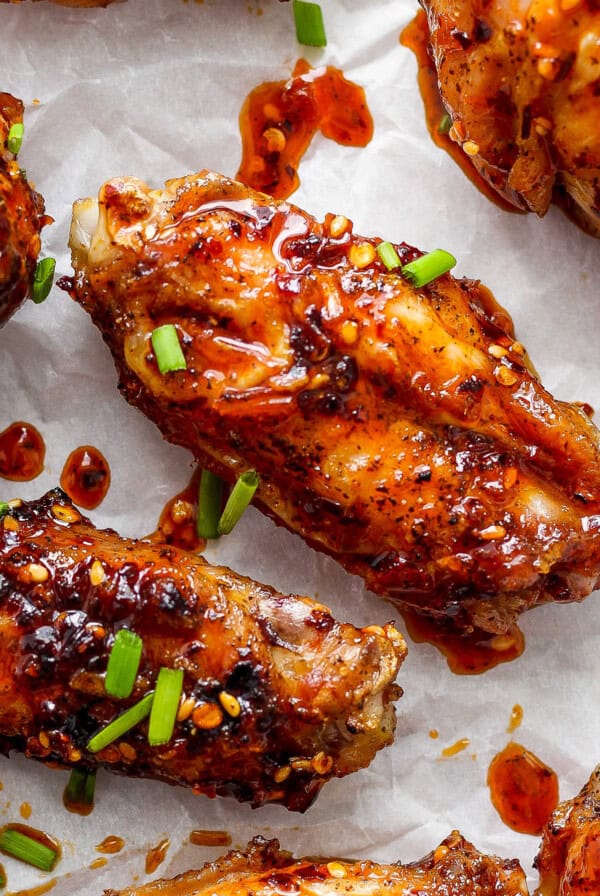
<box><xmin>106</xmin><ymin>832</ymin><xmax>529</xmax><ymax>896</ymax></box>
<box><xmin>66</xmin><ymin>170</ymin><xmax>600</xmax><ymax>660</ymax></box>
<box><xmin>0</xmin><ymin>490</ymin><xmax>405</xmax><ymax>811</ymax></box>
<box><xmin>0</xmin><ymin>93</ymin><xmax>45</xmax><ymax>327</ymax></box>
<box><xmin>411</xmin><ymin>0</ymin><xmax>600</xmax><ymax>236</ymax></box>
<box><xmin>535</xmin><ymin>765</ymin><xmax>600</xmax><ymax>896</ymax></box>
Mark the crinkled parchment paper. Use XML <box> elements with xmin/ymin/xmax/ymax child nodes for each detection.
<box><xmin>1</xmin><ymin>0</ymin><xmax>600</xmax><ymax>892</ymax></box>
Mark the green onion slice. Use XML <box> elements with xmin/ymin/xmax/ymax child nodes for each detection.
<box><xmin>197</xmin><ymin>469</ymin><xmax>223</xmax><ymax>540</ymax></box>
<box><xmin>148</xmin><ymin>667</ymin><xmax>184</xmax><ymax>747</ymax></box>
<box><xmin>151</xmin><ymin>324</ymin><xmax>187</xmax><ymax>375</ymax></box>
<box><xmin>218</xmin><ymin>470</ymin><xmax>259</xmax><ymax>536</ymax></box>
<box><xmin>402</xmin><ymin>249</ymin><xmax>456</xmax><ymax>288</ymax></box>
<box><xmin>64</xmin><ymin>768</ymin><xmax>97</xmax><ymax>813</ymax></box>
<box><xmin>32</xmin><ymin>257</ymin><xmax>56</xmax><ymax>305</ymax></box>
<box><xmin>293</xmin><ymin>0</ymin><xmax>327</xmax><ymax>47</ymax></box>
<box><xmin>87</xmin><ymin>692</ymin><xmax>154</xmax><ymax>753</ymax></box>
<box><xmin>105</xmin><ymin>629</ymin><xmax>143</xmax><ymax>699</ymax></box>
<box><xmin>7</xmin><ymin>123</ymin><xmax>24</xmax><ymax>155</ymax></box>
<box><xmin>0</xmin><ymin>829</ymin><xmax>58</xmax><ymax>872</ymax></box>
<box><xmin>377</xmin><ymin>241</ymin><xmax>402</xmax><ymax>271</ymax></box>
<box><xmin>438</xmin><ymin>113</ymin><xmax>452</xmax><ymax>135</ymax></box>
<box><xmin>0</xmin><ymin>503</ymin><xmax>9</xmax><ymax>518</ymax></box>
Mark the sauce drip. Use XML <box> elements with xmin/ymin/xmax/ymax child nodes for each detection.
<box><xmin>62</xmin><ymin>780</ymin><xmax>95</xmax><ymax>818</ymax></box>
<box><xmin>487</xmin><ymin>742</ymin><xmax>558</xmax><ymax>835</ymax></box>
<box><xmin>145</xmin><ymin>837</ymin><xmax>169</xmax><ymax>875</ymax></box>
<box><xmin>0</xmin><ymin>824</ymin><xmax>61</xmax><ymax>868</ymax></box>
<box><xmin>400</xmin><ymin>12</ymin><xmax>520</xmax><ymax>215</ymax></box>
<box><xmin>508</xmin><ymin>704</ymin><xmax>524</xmax><ymax>734</ymax></box>
<box><xmin>147</xmin><ymin>468</ymin><xmax>206</xmax><ymax>552</ymax></box>
<box><xmin>401</xmin><ymin>608</ymin><xmax>525</xmax><ymax>674</ymax></box>
<box><xmin>0</xmin><ymin>422</ymin><xmax>45</xmax><ymax>482</ymax></box>
<box><xmin>95</xmin><ymin>835</ymin><xmax>125</xmax><ymax>854</ymax></box>
<box><xmin>441</xmin><ymin>738</ymin><xmax>470</xmax><ymax>758</ymax></box>
<box><xmin>189</xmin><ymin>830</ymin><xmax>232</xmax><ymax>848</ymax></box>
<box><xmin>7</xmin><ymin>881</ymin><xmax>56</xmax><ymax>896</ymax></box>
<box><xmin>89</xmin><ymin>858</ymin><xmax>107</xmax><ymax>870</ymax></box>
<box><xmin>18</xmin><ymin>803</ymin><xmax>31</xmax><ymax>821</ymax></box>
<box><xmin>238</xmin><ymin>58</ymin><xmax>373</xmax><ymax>199</ymax></box>
<box><xmin>60</xmin><ymin>446</ymin><xmax>111</xmax><ymax>510</ymax></box>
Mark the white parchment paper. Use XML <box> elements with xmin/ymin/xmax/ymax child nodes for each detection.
<box><xmin>1</xmin><ymin>0</ymin><xmax>600</xmax><ymax>893</ymax></box>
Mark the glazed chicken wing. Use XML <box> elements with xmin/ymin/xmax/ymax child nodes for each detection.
<box><xmin>535</xmin><ymin>765</ymin><xmax>600</xmax><ymax>896</ymax></box>
<box><xmin>0</xmin><ymin>490</ymin><xmax>404</xmax><ymax>811</ymax></box>
<box><xmin>106</xmin><ymin>832</ymin><xmax>529</xmax><ymax>896</ymax></box>
<box><xmin>66</xmin><ymin>170</ymin><xmax>600</xmax><ymax>662</ymax></box>
<box><xmin>0</xmin><ymin>93</ymin><xmax>45</xmax><ymax>327</ymax></box>
<box><xmin>411</xmin><ymin>0</ymin><xmax>600</xmax><ymax>236</ymax></box>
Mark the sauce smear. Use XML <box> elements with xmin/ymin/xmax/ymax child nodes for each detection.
<box><xmin>189</xmin><ymin>830</ymin><xmax>232</xmax><ymax>848</ymax></box>
<box><xmin>95</xmin><ymin>835</ymin><xmax>125</xmax><ymax>854</ymax></box>
<box><xmin>0</xmin><ymin>422</ymin><xmax>45</xmax><ymax>481</ymax></box>
<box><xmin>507</xmin><ymin>704</ymin><xmax>524</xmax><ymax>734</ymax></box>
<box><xmin>7</xmin><ymin>881</ymin><xmax>56</xmax><ymax>896</ymax></box>
<box><xmin>487</xmin><ymin>742</ymin><xmax>558</xmax><ymax>835</ymax></box>
<box><xmin>145</xmin><ymin>837</ymin><xmax>169</xmax><ymax>875</ymax></box>
<box><xmin>60</xmin><ymin>446</ymin><xmax>111</xmax><ymax>510</ymax></box>
<box><xmin>238</xmin><ymin>58</ymin><xmax>373</xmax><ymax>199</ymax></box>
<box><xmin>442</xmin><ymin>738</ymin><xmax>470</xmax><ymax>758</ymax></box>
<box><xmin>147</xmin><ymin>468</ymin><xmax>206</xmax><ymax>552</ymax></box>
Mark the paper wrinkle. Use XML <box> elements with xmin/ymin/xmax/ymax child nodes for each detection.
<box><xmin>1</xmin><ymin>0</ymin><xmax>600</xmax><ymax>893</ymax></box>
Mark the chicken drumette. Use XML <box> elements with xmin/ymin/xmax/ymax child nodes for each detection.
<box><xmin>66</xmin><ymin>170</ymin><xmax>600</xmax><ymax>663</ymax></box>
<box><xmin>0</xmin><ymin>491</ymin><xmax>404</xmax><ymax>811</ymax></box>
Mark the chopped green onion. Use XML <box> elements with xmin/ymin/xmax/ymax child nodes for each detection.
<box><xmin>401</xmin><ymin>249</ymin><xmax>456</xmax><ymax>288</ymax></box>
<box><xmin>217</xmin><ymin>470</ymin><xmax>259</xmax><ymax>536</ymax></box>
<box><xmin>7</xmin><ymin>123</ymin><xmax>24</xmax><ymax>155</ymax></box>
<box><xmin>32</xmin><ymin>257</ymin><xmax>56</xmax><ymax>304</ymax></box>
<box><xmin>0</xmin><ymin>503</ymin><xmax>9</xmax><ymax>518</ymax></box>
<box><xmin>87</xmin><ymin>692</ymin><xmax>154</xmax><ymax>753</ymax></box>
<box><xmin>151</xmin><ymin>324</ymin><xmax>187</xmax><ymax>375</ymax></box>
<box><xmin>105</xmin><ymin>629</ymin><xmax>143</xmax><ymax>699</ymax></box>
<box><xmin>0</xmin><ymin>828</ymin><xmax>58</xmax><ymax>872</ymax></box>
<box><xmin>293</xmin><ymin>0</ymin><xmax>327</xmax><ymax>47</ymax></box>
<box><xmin>377</xmin><ymin>241</ymin><xmax>402</xmax><ymax>271</ymax></box>
<box><xmin>148</xmin><ymin>667</ymin><xmax>184</xmax><ymax>746</ymax></box>
<box><xmin>438</xmin><ymin>113</ymin><xmax>452</xmax><ymax>135</ymax></box>
<box><xmin>197</xmin><ymin>469</ymin><xmax>223</xmax><ymax>540</ymax></box>
<box><xmin>64</xmin><ymin>768</ymin><xmax>97</xmax><ymax>813</ymax></box>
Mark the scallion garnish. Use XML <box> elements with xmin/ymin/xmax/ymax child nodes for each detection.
<box><xmin>148</xmin><ymin>667</ymin><xmax>184</xmax><ymax>746</ymax></box>
<box><xmin>7</xmin><ymin>123</ymin><xmax>24</xmax><ymax>155</ymax></box>
<box><xmin>150</xmin><ymin>324</ymin><xmax>187</xmax><ymax>375</ymax></box>
<box><xmin>64</xmin><ymin>768</ymin><xmax>97</xmax><ymax>813</ymax></box>
<box><xmin>197</xmin><ymin>469</ymin><xmax>223</xmax><ymax>540</ymax></box>
<box><xmin>87</xmin><ymin>692</ymin><xmax>154</xmax><ymax>753</ymax></box>
<box><xmin>377</xmin><ymin>241</ymin><xmax>402</xmax><ymax>271</ymax></box>
<box><xmin>438</xmin><ymin>113</ymin><xmax>452</xmax><ymax>135</ymax></box>
<box><xmin>217</xmin><ymin>470</ymin><xmax>259</xmax><ymax>536</ymax></box>
<box><xmin>105</xmin><ymin>629</ymin><xmax>143</xmax><ymax>699</ymax></box>
<box><xmin>32</xmin><ymin>257</ymin><xmax>56</xmax><ymax>304</ymax></box>
<box><xmin>402</xmin><ymin>249</ymin><xmax>456</xmax><ymax>288</ymax></box>
<box><xmin>0</xmin><ymin>829</ymin><xmax>58</xmax><ymax>872</ymax></box>
<box><xmin>293</xmin><ymin>0</ymin><xmax>327</xmax><ymax>47</ymax></box>
<box><xmin>0</xmin><ymin>503</ymin><xmax>9</xmax><ymax>518</ymax></box>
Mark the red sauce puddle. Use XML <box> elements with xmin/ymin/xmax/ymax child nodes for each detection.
<box><xmin>60</xmin><ymin>445</ymin><xmax>111</xmax><ymax>510</ymax></box>
<box><xmin>488</xmin><ymin>742</ymin><xmax>558</xmax><ymax>835</ymax></box>
<box><xmin>146</xmin><ymin>468</ymin><xmax>207</xmax><ymax>553</ymax></box>
<box><xmin>0</xmin><ymin>422</ymin><xmax>45</xmax><ymax>481</ymax></box>
<box><xmin>238</xmin><ymin>58</ymin><xmax>373</xmax><ymax>199</ymax></box>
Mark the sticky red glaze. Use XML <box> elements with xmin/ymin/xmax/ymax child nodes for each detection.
<box><xmin>147</xmin><ymin>468</ymin><xmax>206</xmax><ymax>553</ymax></box>
<box><xmin>0</xmin><ymin>421</ymin><xmax>45</xmax><ymax>481</ymax></box>
<box><xmin>488</xmin><ymin>742</ymin><xmax>558</xmax><ymax>835</ymax></box>
<box><xmin>60</xmin><ymin>446</ymin><xmax>111</xmax><ymax>510</ymax></box>
<box><xmin>238</xmin><ymin>59</ymin><xmax>373</xmax><ymax>199</ymax></box>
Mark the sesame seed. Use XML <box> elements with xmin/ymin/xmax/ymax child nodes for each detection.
<box><xmin>68</xmin><ymin>747</ymin><xmax>82</xmax><ymax>762</ymax></box>
<box><xmin>89</xmin><ymin>560</ymin><xmax>105</xmax><ymax>586</ymax></box>
<box><xmin>119</xmin><ymin>742</ymin><xmax>137</xmax><ymax>761</ymax></box>
<box><xmin>490</xmin><ymin>633</ymin><xmax>517</xmax><ymax>652</ymax></box>
<box><xmin>52</xmin><ymin>504</ymin><xmax>80</xmax><ymax>524</ymax></box>
<box><xmin>7</xmin><ymin>499</ymin><xmax>22</xmax><ymax>509</ymax></box>
<box><xmin>504</xmin><ymin>468</ymin><xmax>518</xmax><ymax>489</ymax></box>
<box><xmin>511</xmin><ymin>341</ymin><xmax>525</xmax><ymax>355</ymax></box>
<box><xmin>329</xmin><ymin>215</ymin><xmax>350</xmax><ymax>239</ymax></box>
<box><xmin>290</xmin><ymin>758</ymin><xmax>312</xmax><ymax>772</ymax></box>
<box><xmin>191</xmin><ymin>702</ymin><xmax>223</xmax><ymax>730</ymax></box>
<box><xmin>177</xmin><ymin>695</ymin><xmax>196</xmax><ymax>723</ymax></box>
<box><xmin>494</xmin><ymin>365</ymin><xmax>519</xmax><ymax>387</ymax></box>
<box><xmin>273</xmin><ymin>765</ymin><xmax>291</xmax><ymax>783</ymax></box>
<box><xmin>340</xmin><ymin>320</ymin><xmax>359</xmax><ymax>346</ymax></box>
<box><xmin>488</xmin><ymin>344</ymin><xmax>508</xmax><ymax>359</ymax></box>
<box><xmin>170</xmin><ymin>500</ymin><xmax>193</xmax><ymax>524</ymax></box>
<box><xmin>364</xmin><ymin>624</ymin><xmax>386</xmax><ymax>637</ymax></box>
<box><xmin>219</xmin><ymin>691</ymin><xmax>241</xmax><ymax>718</ymax></box>
<box><xmin>479</xmin><ymin>525</ymin><xmax>507</xmax><ymax>540</ymax></box>
<box><xmin>434</xmin><ymin>845</ymin><xmax>450</xmax><ymax>863</ymax></box>
<box><xmin>263</xmin><ymin>127</ymin><xmax>286</xmax><ymax>153</ymax></box>
<box><xmin>463</xmin><ymin>140</ymin><xmax>480</xmax><ymax>156</ymax></box>
<box><xmin>311</xmin><ymin>751</ymin><xmax>333</xmax><ymax>775</ymax></box>
<box><xmin>28</xmin><ymin>563</ymin><xmax>48</xmax><ymax>583</ymax></box>
<box><xmin>537</xmin><ymin>58</ymin><xmax>558</xmax><ymax>80</ymax></box>
<box><xmin>38</xmin><ymin>732</ymin><xmax>50</xmax><ymax>749</ymax></box>
<box><xmin>348</xmin><ymin>242</ymin><xmax>376</xmax><ymax>269</ymax></box>
<box><xmin>327</xmin><ymin>862</ymin><xmax>347</xmax><ymax>879</ymax></box>
<box><xmin>3</xmin><ymin>516</ymin><xmax>19</xmax><ymax>532</ymax></box>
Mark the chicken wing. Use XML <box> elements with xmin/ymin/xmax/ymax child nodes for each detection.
<box><xmin>0</xmin><ymin>490</ymin><xmax>404</xmax><ymax>811</ymax></box>
<box><xmin>0</xmin><ymin>93</ymin><xmax>45</xmax><ymax>327</ymax></box>
<box><xmin>65</xmin><ymin>170</ymin><xmax>600</xmax><ymax>658</ymax></box>
<box><xmin>106</xmin><ymin>832</ymin><xmax>529</xmax><ymax>896</ymax></box>
<box><xmin>411</xmin><ymin>0</ymin><xmax>600</xmax><ymax>236</ymax></box>
<box><xmin>535</xmin><ymin>765</ymin><xmax>600</xmax><ymax>896</ymax></box>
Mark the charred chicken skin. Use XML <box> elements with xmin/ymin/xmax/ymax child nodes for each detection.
<box><xmin>535</xmin><ymin>765</ymin><xmax>600</xmax><ymax>896</ymax></box>
<box><xmin>0</xmin><ymin>490</ymin><xmax>405</xmax><ymax>811</ymax></box>
<box><xmin>66</xmin><ymin>170</ymin><xmax>600</xmax><ymax>652</ymax></box>
<box><xmin>0</xmin><ymin>93</ymin><xmax>44</xmax><ymax>327</ymax></box>
<box><xmin>413</xmin><ymin>0</ymin><xmax>600</xmax><ymax>236</ymax></box>
<box><xmin>106</xmin><ymin>833</ymin><xmax>529</xmax><ymax>896</ymax></box>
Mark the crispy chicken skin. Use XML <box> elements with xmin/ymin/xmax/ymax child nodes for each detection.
<box><xmin>535</xmin><ymin>766</ymin><xmax>600</xmax><ymax>896</ymax></box>
<box><xmin>0</xmin><ymin>490</ymin><xmax>405</xmax><ymax>811</ymax></box>
<box><xmin>416</xmin><ymin>0</ymin><xmax>600</xmax><ymax>236</ymax></box>
<box><xmin>105</xmin><ymin>833</ymin><xmax>529</xmax><ymax>896</ymax></box>
<box><xmin>0</xmin><ymin>93</ymin><xmax>44</xmax><ymax>327</ymax></box>
<box><xmin>66</xmin><ymin>170</ymin><xmax>600</xmax><ymax>645</ymax></box>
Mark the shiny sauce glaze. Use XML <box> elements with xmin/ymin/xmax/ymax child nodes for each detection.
<box><xmin>400</xmin><ymin>12</ymin><xmax>522</xmax><ymax>215</ymax></box>
<box><xmin>0</xmin><ymin>824</ymin><xmax>61</xmax><ymax>869</ymax></box>
<box><xmin>189</xmin><ymin>830</ymin><xmax>232</xmax><ymax>847</ymax></box>
<box><xmin>237</xmin><ymin>58</ymin><xmax>373</xmax><ymax>199</ymax></box>
<box><xmin>488</xmin><ymin>742</ymin><xmax>559</xmax><ymax>835</ymax></box>
<box><xmin>96</xmin><ymin>836</ymin><xmax>125</xmax><ymax>854</ymax></box>
<box><xmin>145</xmin><ymin>837</ymin><xmax>169</xmax><ymax>875</ymax></box>
<box><xmin>0</xmin><ymin>422</ymin><xmax>45</xmax><ymax>482</ymax></box>
<box><xmin>60</xmin><ymin>446</ymin><xmax>111</xmax><ymax>510</ymax></box>
<box><xmin>146</xmin><ymin>468</ymin><xmax>206</xmax><ymax>552</ymax></box>
<box><xmin>62</xmin><ymin>781</ymin><xmax>94</xmax><ymax>817</ymax></box>
<box><xmin>508</xmin><ymin>704</ymin><xmax>524</xmax><ymax>734</ymax></box>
